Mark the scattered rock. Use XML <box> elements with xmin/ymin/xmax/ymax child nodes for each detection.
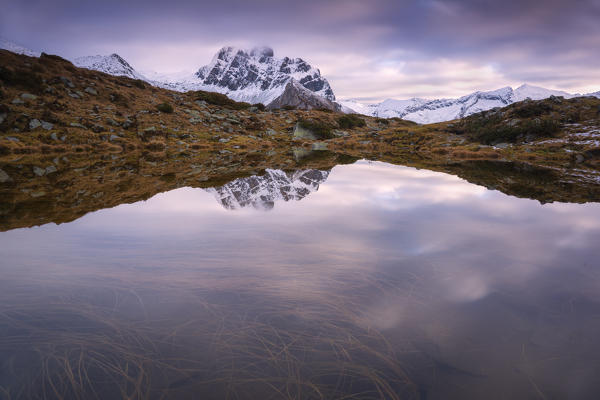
<box><xmin>21</xmin><ymin>93</ymin><xmax>37</xmax><ymax>101</ymax></box>
<box><xmin>219</xmin><ymin>138</ymin><xmax>230</xmax><ymax>143</ymax></box>
<box><xmin>106</xmin><ymin>117</ymin><xmax>120</xmax><ymax>127</ymax></box>
<box><xmin>69</xmin><ymin>122</ymin><xmax>86</xmax><ymax>129</ymax></box>
<box><xmin>60</xmin><ymin>76</ymin><xmax>75</xmax><ymax>88</ymax></box>
<box><xmin>84</xmin><ymin>87</ymin><xmax>98</xmax><ymax>95</ymax></box>
<box><xmin>5</xmin><ymin>137</ymin><xmax>19</xmax><ymax>142</ymax></box>
<box><xmin>0</xmin><ymin>168</ymin><xmax>12</xmax><ymax>183</ymax></box>
<box><xmin>549</xmin><ymin>95</ymin><xmax>563</xmax><ymax>104</ymax></box>
<box><xmin>29</xmin><ymin>119</ymin><xmax>42</xmax><ymax>130</ymax></box>
<box><xmin>292</xmin><ymin>123</ymin><xmax>318</xmax><ymax>140</ymax></box>
<box><xmin>495</xmin><ymin>143</ymin><xmax>510</xmax><ymax>149</ymax></box>
<box><xmin>312</xmin><ymin>142</ymin><xmax>328</xmax><ymax>151</ymax></box>
<box><xmin>92</xmin><ymin>124</ymin><xmax>105</xmax><ymax>133</ymax></box>
<box><xmin>68</xmin><ymin>91</ymin><xmax>81</xmax><ymax>99</ymax></box>
<box><xmin>11</xmin><ymin>97</ymin><xmax>24</xmax><ymax>105</ymax></box>
<box><xmin>50</xmin><ymin>132</ymin><xmax>58</xmax><ymax>141</ymax></box>
<box><xmin>575</xmin><ymin>154</ymin><xmax>585</xmax><ymax>163</ymax></box>
<box><xmin>109</xmin><ymin>134</ymin><xmax>121</xmax><ymax>142</ymax></box>
<box><xmin>45</xmin><ymin>165</ymin><xmax>57</xmax><ymax>174</ymax></box>
<box><xmin>41</xmin><ymin>121</ymin><xmax>53</xmax><ymax>130</ymax></box>
<box><xmin>122</xmin><ymin>118</ymin><xmax>135</xmax><ymax>129</ymax></box>
<box><xmin>0</xmin><ymin>113</ymin><xmax>6</xmax><ymax>124</ymax></box>
<box><xmin>333</xmin><ymin>130</ymin><xmax>349</xmax><ymax>137</ymax></box>
<box><xmin>33</xmin><ymin>166</ymin><xmax>46</xmax><ymax>176</ymax></box>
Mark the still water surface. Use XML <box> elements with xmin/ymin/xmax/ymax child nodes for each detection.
<box><xmin>1</xmin><ymin>160</ymin><xmax>600</xmax><ymax>399</ymax></box>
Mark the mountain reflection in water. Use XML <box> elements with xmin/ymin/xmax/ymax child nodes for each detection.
<box><xmin>1</xmin><ymin>160</ymin><xmax>600</xmax><ymax>399</ymax></box>
<box><xmin>206</xmin><ymin>169</ymin><xmax>329</xmax><ymax>210</ymax></box>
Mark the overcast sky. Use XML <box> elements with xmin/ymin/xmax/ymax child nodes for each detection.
<box><xmin>2</xmin><ymin>0</ymin><xmax>599</xmax><ymax>101</ymax></box>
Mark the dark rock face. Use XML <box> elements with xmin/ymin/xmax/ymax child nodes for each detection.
<box><xmin>267</xmin><ymin>80</ymin><xmax>341</xmax><ymax>111</ymax></box>
<box><xmin>194</xmin><ymin>47</ymin><xmax>336</xmax><ymax>104</ymax></box>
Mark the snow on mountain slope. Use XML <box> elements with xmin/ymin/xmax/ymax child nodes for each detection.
<box><xmin>342</xmin><ymin>85</ymin><xmax>585</xmax><ymax>124</ymax></box>
<box><xmin>154</xmin><ymin>46</ymin><xmax>336</xmax><ymax>107</ymax></box>
<box><xmin>513</xmin><ymin>84</ymin><xmax>576</xmax><ymax>101</ymax></box>
<box><xmin>340</xmin><ymin>98</ymin><xmax>428</xmax><ymax>119</ymax></box>
<box><xmin>0</xmin><ymin>39</ymin><xmax>41</xmax><ymax>57</ymax></box>
<box><xmin>206</xmin><ymin>169</ymin><xmax>329</xmax><ymax>210</ymax></box>
<box><xmin>72</xmin><ymin>54</ymin><xmax>147</xmax><ymax>80</ymax></box>
<box><xmin>586</xmin><ymin>91</ymin><xmax>600</xmax><ymax>99</ymax></box>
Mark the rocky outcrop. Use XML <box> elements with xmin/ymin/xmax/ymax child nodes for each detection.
<box><xmin>267</xmin><ymin>80</ymin><xmax>341</xmax><ymax>111</ymax></box>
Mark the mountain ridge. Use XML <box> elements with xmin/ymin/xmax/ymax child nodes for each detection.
<box><xmin>1</xmin><ymin>38</ymin><xmax>599</xmax><ymax>120</ymax></box>
<box><xmin>340</xmin><ymin>84</ymin><xmax>599</xmax><ymax>124</ymax></box>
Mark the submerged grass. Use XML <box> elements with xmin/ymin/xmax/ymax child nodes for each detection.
<box><xmin>0</xmin><ymin>267</ymin><xmax>419</xmax><ymax>400</ymax></box>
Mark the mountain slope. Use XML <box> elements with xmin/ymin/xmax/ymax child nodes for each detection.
<box><xmin>0</xmin><ymin>39</ymin><xmax>40</xmax><ymax>57</ymax></box>
<box><xmin>72</xmin><ymin>54</ymin><xmax>147</xmax><ymax>80</ymax></box>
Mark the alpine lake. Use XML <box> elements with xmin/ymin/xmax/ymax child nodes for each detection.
<box><xmin>1</xmin><ymin>149</ymin><xmax>600</xmax><ymax>400</ymax></box>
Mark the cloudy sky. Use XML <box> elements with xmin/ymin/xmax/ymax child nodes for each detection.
<box><xmin>2</xmin><ymin>0</ymin><xmax>599</xmax><ymax>101</ymax></box>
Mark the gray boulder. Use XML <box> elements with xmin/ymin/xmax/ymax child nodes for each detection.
<box><xmin>29</xmin><ymin>119</ymin><xmax>42</xmax><ymax>130</ymax></box>
<box><xmin>0</xmin><ymin>168</ymin><xmax>12</xmax><ymax>183</ymax></box>
<box><xmin>21</xmin><ymin>93</ymin><xmax>37</xmax><ymax>101</ymax></box>
<box><xmin>293</xmin><ymin>123</ymin><xmax>318</xmax><ymax>140</ymax></box>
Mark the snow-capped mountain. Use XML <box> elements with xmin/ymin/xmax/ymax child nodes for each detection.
<box><xmin>340</xmin><ymin>84</ymin><xmax>580</xmax><ymax>124</ymax></box>
<box><xmin>154</xmin><ymin>46</ymin><xmax>336</xmax><ymax>109</ymax></box>
<box><xmin>206</xmin><ymin>169</ymin><xmax>329</xmax><ymax>210</ymax></box>
<box><xmin>0</xmin><ymin>38</ymin><xmax>41</xmax><ymax>57</ymax></box>
<box><xmin>72</xmin><ymin>54</ymin><xmax>147</xmax><ymax>80</ymax></box>
<box><xmin>3</xmin><ymin>37</ymin><xmax>598</xmax><ymax>117</ymax></box>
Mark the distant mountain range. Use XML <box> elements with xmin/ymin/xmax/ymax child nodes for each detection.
<box><xmin>339</xmin><ymin>84</ymin><xmax>595</xmax><ymax>124</ymax></box>
<box><xmin>2</xmin><ymin>38</ymin><xmax>599</xmax><ymax>122</ymax></box>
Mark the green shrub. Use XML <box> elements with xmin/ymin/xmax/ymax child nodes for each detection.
<box><xmin>156</xmin><ymin>102</ymin><xmax>174</xmax><ymax>113</ymax></box>
<box><xmin>109</xmin><ymin>92</ymin><xmax>129</xmax><ymax>107</ymax></box>
<box><xmin>337</xmin><ymin>114</ymin><xmax>366</xmax><ymax>129</ymax></box>
<box><xmin>459</xmin><ymin>115</ymin><xmax>561</xmax><ymax>144</ymax></box>
<box><xmin>133</xmin><ymin>79</ymin><xmax>146</xmax><ymax>89</ymax></box>
<box><xmin>0</xmin><ymin>66</ymin><xmax>43</xmax><ymax>91</ymax></box>
<box><xmin>282</xmin><ymin>105</ymin><xmax>297</xmax><ymax>111</ymax></box>
<box><xmin>253</xmin><ymin>103</ymin><xmax>266</xmax><ymax>111</ymax></box>
<box><xmin>40</xmin><ymin>53</ymin><xmax>73</xmax><ymax>64</ymax></box>
<box><xmin>376</xmin><ymin>118</ymin><xmax>390</xmax><ymax>125</ymax></box>
<box><xmin>315</xmin><ymin>107</ymin><xmax>333</xmax><ymax>113</ymax></box>
<box><xmin>194</xmin><ymin>91</ymin><xmax>251</xmax><ymax>110</ymax></box>
<box><xmin>297</xmin><ymin>119</ymin><xmax>334</xmax><ymax>139</ymax></box>
<box><xmin>512</xmin><ymin>102</ymin><xmax>553</xmax><ymax>118</ymax></box>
